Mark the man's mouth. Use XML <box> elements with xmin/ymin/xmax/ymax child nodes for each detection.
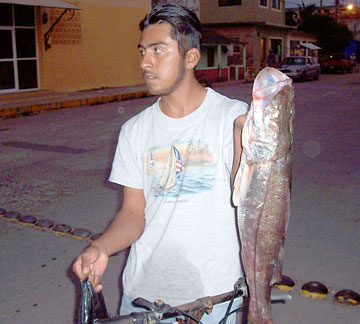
<box><xmin>143</xmin><ymin>71</ymin><xmax>157</xmax><ymax>80</ymax></box>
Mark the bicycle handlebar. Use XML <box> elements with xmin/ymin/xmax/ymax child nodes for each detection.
<box><xmin>95</xmin><ymin>278</ymin><xmax>248</xmax><ymax>324</ymax></box>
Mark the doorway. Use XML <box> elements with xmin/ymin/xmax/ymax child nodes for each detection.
<box><xmin>270</xmin><ymin>38</ymin><xmax>283</xmax><ymax>62</ymax></box>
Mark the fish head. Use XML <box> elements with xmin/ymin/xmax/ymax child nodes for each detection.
<box><xmin>244</xmin><ymin>67</ymin><xmax>294</xmax><ymax>163</ymax></box>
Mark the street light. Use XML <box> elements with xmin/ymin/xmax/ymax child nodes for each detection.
<box><xmin>335</xmin><ymin>1</ymin><xmax>356</xmax><ymax>22</ymax></box>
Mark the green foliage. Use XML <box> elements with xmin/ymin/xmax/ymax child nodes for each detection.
<box><xmin>296</xmin><ymin>2</ymin><xmax>353</xmax><ymax>54</ymax></box>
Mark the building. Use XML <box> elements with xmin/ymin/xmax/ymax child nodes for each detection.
<box><xmin>197</xmin><ymin>26</ymin><xmax>247</xmax><ymax>83</ymax></box>
<box><xmin>153</xmin><ymin>0</ymin><xmax>248</xmax><ymax>82</ymax></box>
<box><xmin>199</xmin><ymin>0</ymin><xmax>317</xmax><ymax>74</ymax></box>
<box><xmin>0</xmin><ymin>0</ymin><xmax>150</xmax><ymax>94</ymax></box>
<box><xmin>0</xmin><ymin>0</ymin><xmax>318</xmax><ymax>95</ymax></box>
<box><xmin>155</xmin><ymin>0</ymin><xmax>317</xmax><ymax>79</ymax></box>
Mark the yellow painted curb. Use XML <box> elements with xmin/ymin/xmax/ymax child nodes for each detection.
<box><xmin>0</xmin><ymin>90</ymin><xmax>150</xmax><ymax>119</ymax></box>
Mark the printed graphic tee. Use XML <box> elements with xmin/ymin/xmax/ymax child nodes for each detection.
<box><xmin>109</xmin><ymin>88</ymin><xmax>248</xmax><ymax>306</ymax></box>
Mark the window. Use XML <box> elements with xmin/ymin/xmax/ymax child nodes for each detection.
<box><xmin>0</xmin><ymin>4</ymin><xmax>13</xmax><ymax>25</ymax></box>
<box><xmin>0</xmin><ymin>4</ymin><xmax>38</xmax><ymax>91</ymax></box>
<box><xmin>260</xmin><ymin>0</ymin><xmax>268</xmax><ymax>7</ymax></box>
<box><xmin>228</xmin><ymin>44</ymin><xmax>244</xmax><ymax>65</ymax></box>
<box><xmin>272</xmin><ymin>0</ymin><xmax>280</xmax><ymax>10</ymax></box>
<box><xmin>283</xmin><ymin>57</ymin><xmax>305</xmax><ymax>65</ymax></box>
<box><xmin>219</xmin><ymin>0</ymin><xmax>242</xmax><ymax>6</ymax></box>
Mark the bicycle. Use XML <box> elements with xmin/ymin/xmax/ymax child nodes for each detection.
<box><xmin>79</xmin><ymin>277</ymin><xmax>291</xmax><ymax>324</ymax></box>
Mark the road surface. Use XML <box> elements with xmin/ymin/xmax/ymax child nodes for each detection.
<box><xmin>1</xmin><ymin>72</ymin><xmax>359</xmax><ymax>324</ymax></box>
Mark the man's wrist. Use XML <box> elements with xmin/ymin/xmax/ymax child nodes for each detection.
<box><xmin>89</xmin><ymin>241</ymin><xmax>111</xmax><ymax>257</ymax></box>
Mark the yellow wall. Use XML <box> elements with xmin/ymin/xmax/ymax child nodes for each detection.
<box><xmin>200</xmin><ymin>0</ymin><xmax>285</xmax><ymax>25</ymax></box>
<box><xmin>36</xmin><ymin>1</ymin><xmax>149</xmax><ymax>92</ymax></box>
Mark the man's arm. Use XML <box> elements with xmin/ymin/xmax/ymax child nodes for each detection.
<box><xmin>92</xmin><ymin>186</ymin><xmax>146</xmax><ymax>255</ymax></box>
<box><xmin>231</xmin><ymin>113</ymin><xmax>247</xmax><ymax>186</ymax></box>
<box><xmin>72</xmin><ymin>186</ymin><xmax>145</xmax><ymax>291</ymax></box>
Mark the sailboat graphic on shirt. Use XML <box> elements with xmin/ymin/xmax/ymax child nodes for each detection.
<box><xmin>145</xmin><ymin>141</ymin><xmax>216</xmax><ymax>198</ymax></box>
<box><xmin>155</xmin><ymin>145</ymin><xmax>184</xmax><ymax>193</ymax></box>
<box><xmin>149</xmin><ymin>151</ymin><xmax>155</xmax><ymax>170</ymax></box>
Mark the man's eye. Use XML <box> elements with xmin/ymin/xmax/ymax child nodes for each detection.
<box><xmin>154</xmin><ymin>47</ymin><xmax>162</xmax><ymax>54</ymax></box>
<box><xmin>139</xmin><ymin>50</ymin><xmax>145</xmax><ymax>56</ymax></box>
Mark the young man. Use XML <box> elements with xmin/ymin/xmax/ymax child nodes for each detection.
<box><xmin>73</xmin><ymin>4</ymin><xmax>248</xmax><ymax>323</ymax></box>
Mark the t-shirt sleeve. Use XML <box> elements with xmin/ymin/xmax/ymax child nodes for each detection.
<box><xmin>109</xmin><ymin>126</ymin><xmax>143</xmax><ymax>189</ymax></box>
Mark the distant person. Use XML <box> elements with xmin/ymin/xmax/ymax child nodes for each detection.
<box><xmin>350</xmin><ymin>53</ymin><xmax>357</xmax><ymax>64</ymax></box>
<box><xmin>266</xmin><ymin>50</ymin><xmax>276</xmax><ymax>67</ymax></box>
<box><xmin>72</xmin><ymin>4</ymin><xmax>248</xmax><ymax>323</ymax></box>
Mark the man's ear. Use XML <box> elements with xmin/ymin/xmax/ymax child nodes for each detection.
<box><xmin>185</xmin><ymin>48</ymin><xmax>201</xmax><ymax>69</ymax></box>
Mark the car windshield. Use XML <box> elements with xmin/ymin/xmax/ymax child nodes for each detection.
<box><xmin>282</xmin><ymin>57</ymin><xmax>306</xmax><ymax>65</ymax></box>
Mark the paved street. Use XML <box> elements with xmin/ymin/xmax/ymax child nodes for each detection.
<box><xmin>1</xmin><ymin>72</ymin><xmax>359</xmax><ymax>324</ymax></box>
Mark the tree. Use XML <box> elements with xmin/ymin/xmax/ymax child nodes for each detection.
<box><xmin>296</xmin><ymin>2</ymin><xmax>353</xmax><ymax>55</ymax></box>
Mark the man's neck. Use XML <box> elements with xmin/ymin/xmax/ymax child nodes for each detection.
<box><xmin>159</xmin><ymin>79</ymin><xmax>207</xmax><ymax>118</ymax></box>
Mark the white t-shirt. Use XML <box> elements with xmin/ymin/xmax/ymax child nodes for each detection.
<box><xmin>109</xmin><ymin>88</ymin><xmax>248</xmax><ymax>306</ymax></box>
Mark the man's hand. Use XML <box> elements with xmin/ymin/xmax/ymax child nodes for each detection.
<box><xmin>72</xmin><ymin>186</ymin><xmax>145</xmax><ymax>292</ymax></box>
<box><xmin>72</xmin><ymin>244</ymin><xmax>109</xmax><ymax>293</ymax></box>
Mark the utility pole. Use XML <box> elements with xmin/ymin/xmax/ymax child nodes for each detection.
<box><xmin>335</xmin><ymin>0</ymin><xmax>339</xmax><ymax>22</ymax></box>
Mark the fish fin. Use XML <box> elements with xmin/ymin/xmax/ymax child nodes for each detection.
<box><xmin>239</xmin><ymin>163</ymin><xmax>253</xmax><ymax>202</ymax></box>
<box><xmin>271</xmin><ymin>247</ymin><xmax>284</xmax><ymax>286</ymax></box>
<box><xmin>235</xmin><ymin>163</ymin><xmax>254</xmax><ymax>225</ymax></box>
<box><xmin>232</xmin><ymin>167</ymin><xmax>242</xmax><ymax>206</ymax></box>
<box><xmin>233</xmin><ymin>162</ymin><xmax>253</xmax><ymax>206</ymax></box>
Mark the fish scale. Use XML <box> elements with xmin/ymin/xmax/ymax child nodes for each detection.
<box><xmin>233</xmin><ymin>67</ymin><xmax>294</xmax><ymax>324</ymax></box>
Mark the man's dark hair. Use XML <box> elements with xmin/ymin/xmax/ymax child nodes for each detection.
<box><xmin>139</xmin><ymin>4</ymin><xmax>202</xmax><ymax>55</ymax></box>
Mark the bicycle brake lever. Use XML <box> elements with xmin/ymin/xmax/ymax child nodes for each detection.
<box><xmin>132</xmin><ymin>297</ymin><xmax>154</xmax><ymax>310</ymax></box>
<box><xmin>234</xmin><ymin>277</ymin><xmax>248</xmax><ymax>297</ymax></box>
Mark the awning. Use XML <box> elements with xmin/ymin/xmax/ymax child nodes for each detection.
<box><xmin>0</xmin><ymin>0</ymin><xmax>80</xmax><ymax>9</ymax></box>
<box><xmin>300</xmin><ymin>42</ymin><xmax>321</xmax><ymax>50</ymax></box>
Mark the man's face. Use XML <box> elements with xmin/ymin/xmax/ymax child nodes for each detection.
<box><xmin>138</xmin><ymin>23</ymin><xmax>186</xmax><ymax>96</ymax></box>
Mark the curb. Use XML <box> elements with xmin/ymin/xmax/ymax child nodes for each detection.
<box><xmin>0</xmin><ymin>89</ymin><xmax>151</xmax><ymax>119</ymax></box>
<box><xmin>2</xmin><ymin>206</ymin><xmax>360</xmax><ymax>308</ymax></box>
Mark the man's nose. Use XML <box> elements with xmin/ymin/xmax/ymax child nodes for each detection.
<box><xmin>140</xmin><ymin>52</ymin><xmax>152</xmax><ymax>70</ymax></box>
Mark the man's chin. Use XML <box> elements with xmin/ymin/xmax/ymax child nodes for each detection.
<box><xmin>146</xmin><ymin>86</ymin><xmax>164</xmax><ymax>96</ymax></box>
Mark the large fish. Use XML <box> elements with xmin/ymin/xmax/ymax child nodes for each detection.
<box><xmin>233</xmin><ymin>67</ymin><xmax>294</xmax><ymax>324</ymax></box>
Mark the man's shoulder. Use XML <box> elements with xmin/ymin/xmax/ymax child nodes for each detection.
<box><xmin>207</xmin><ymin>88</ymin><xmax>248</xmax><ymax>114</ymax></box>
<box><xmin>122</xmin><ymin>100</ymin><xmax>157</xmax><ymax>130</ymax></box>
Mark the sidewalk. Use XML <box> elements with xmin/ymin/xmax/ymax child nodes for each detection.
<box><xmin>0</xmin><ymin>85</ymin><xmax>150</xmax><ymax>119</ymax></box>
<box><xmin>0</xmin><ymin>80</ymin><xmax>246</xmax><ymax>119</ymax></box>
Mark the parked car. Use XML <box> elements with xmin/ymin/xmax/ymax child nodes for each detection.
<box><xmin>278</xmin><ymin>56</ymin><xmax>321</xmax><ymax>81</ymax></box>
<box><xmin>321</xmin><ymin>53</ymin><xmax>353</xmax><ymax>74</ymax></box>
